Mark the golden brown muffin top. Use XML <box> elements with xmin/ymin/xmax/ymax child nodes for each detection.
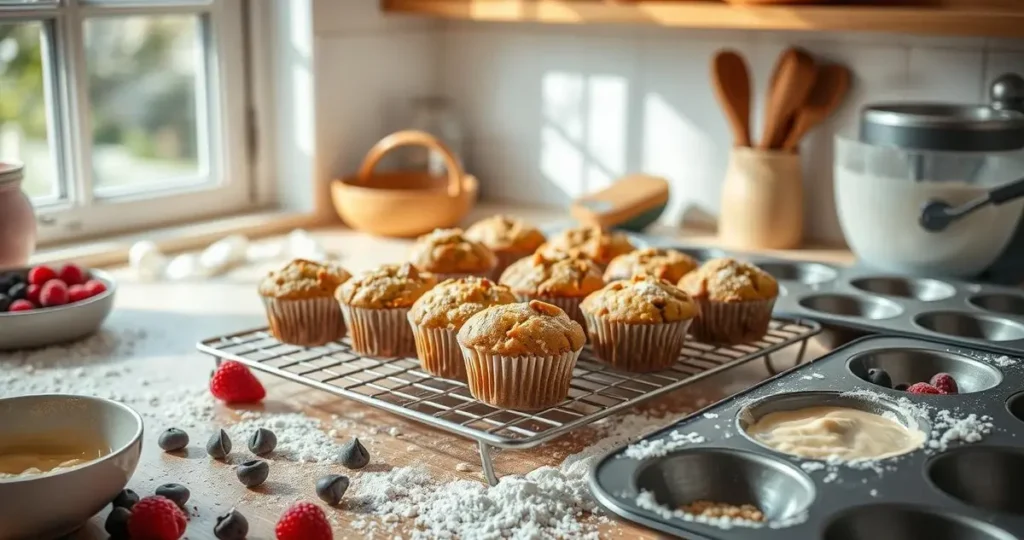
<box><xmin>536</xmin><ymin>226</ymin><xmax>636</xmax><ymax>266</ymax></box>
<box><xmin>457</xmin><ymin>300</ymin><xmax>585</xmax><ymax>356</ymax></box>
<box><xmin>603</xmin><ymin>247</ymin><xmax>699</xmax><ymax>284</ymax></box>
<box><xmin>678</xmin><ymin>258</ymin><xmax>779</xmax><ymax>302</ymax></box>
<box><xmin>499</xmin><ymin>252</ymin><xmax>605</xmax><ymax>298</ymax></box>
<box><xmin>409</xmin><ymin>228</ymin><xmax>498</xmax><ymax>274</ymax></box>
<box><xmin>465</xmin><ymin>215</ymin><xmax>546</xmax><ymax>253</ymax></box>
<box><xmin>409</xmin><ymin>277</ymin><xmax>517</xmax><ymax>330</ymax></box>
<box><xmin>258</xmin><ymin>259</ymin><xmax>352</xmax><ymax>300</ymax></box>
<box><xmin>336</xmin><ymin>263</ymin><xmax>437</xmax><ymax>309</ymax></box>
<box><xmin>581</xmin><ymin>274</ymin><xmax>698</xmax><ymax>324</ymax></box>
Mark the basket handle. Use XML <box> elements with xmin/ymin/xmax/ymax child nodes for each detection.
<box><xmin>356</xmin><ymin>130</ymin><xmax>464</xmax><ymax>197</ymax></box>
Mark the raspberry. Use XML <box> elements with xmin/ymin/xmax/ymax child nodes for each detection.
<box><xmin>127</xmin><ymin>496</ymin><xmax>187</xmax><ymax>540</ymax></box>
<box><xmin>58</xmin><ymin>263</ymin><xmax>87</xmax><ymax>286</ymax></box>
<box><xmin>9</xmin><ymin>299</ymin><xmax>34</xmax><ymax>312</ymax></box>
<box><xmin>210</xmin><ymin>361</ymin><xmax>266</xmax><ymax>403</ymax></box>
<box><xmin>68</xmin><ymin>285</ymin><xmax>91</xmax><ymax>304</ymax></box>
<box><xmin>26</xmin><ymin>284</ymin><xmax>41</xmax><ymax>305</ymax></box>
<box><xmin>27</xmin><ymin>265</ymin><xmax>57</xmax><ymax>286</ymax></box>
<box><xmin>275</xmin><ymin>501</ymin><xmax>332</xmax><ymax>540</ymax></box>
<box><xmin>84</xmin><ymin>279</ymin><xmax>108</xmax><ymax>297</ymax></box>
<box><xmin>930</xmin><ymin>373</ymin><xmax>958</xmax><ymax>395</ymax></box>
<box><xmin>907</xmin><ymin>382</ymin><xmax>945</xmax><ymax>395</ymax></box>
<box><xmin>40</xmin><ymin>280</ymin><xmax>69</xmax><ymax>307</ymax></box>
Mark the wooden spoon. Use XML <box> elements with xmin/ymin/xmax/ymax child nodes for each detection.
<box><xmin>781</xmin><ymin>64</ymin><xmax>852</xmax><ymax>151</ymax></box>
<box><xmin>711</xmin><ymin>50</ymin><xmax>752</xmax><ymax>147</ymax></box>
<box><xmin>759</xmin><ymin>48</ymin><xmax>817</xmax><ymax>150</ymax></box>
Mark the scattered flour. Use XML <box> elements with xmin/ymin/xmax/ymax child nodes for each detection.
<box><xmin>622</xmin><ymin>431</ymin><xmax>705</xmax><ymax>460</ymax></box>
<box><xmin>702</xmin><ymin>412</ymin><xmax>718</xmax><ymax>419</ymax></box>
<box><xmin>228</xmin><ymin>412</ymin><xmax>344</xmax><ymax>463</ymax></box>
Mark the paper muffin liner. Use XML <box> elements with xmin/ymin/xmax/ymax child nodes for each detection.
<box><xmin>491</xmin><ymin>249</ymin><xmax>533</xmax><ymax>280</ymax></box>
<box><xmin>263</xmin><ymin>296</ymin><xmax>345</xmax><ymax>346</ymax></box>
<box><xmin>460</xmin><ymin>346</ymin><xmax>581</xmax><ymax>411</ymax></box>
<box><xmin>408</xmin><ymin>323</ymin><xmax>466</xmax><ymax>381</ymax></box>
<box><xmin>690</xmin><ymin>297</ymin><xmax>777</xmax><ymax>345</ymax></box>
<box><xmin>583</xmin><ymin>314</ymin><xmax>693</xmax><ymax>372</ymax></box>
<box><xmin>339</xmin><ymin>305</ymin><xmax>415</xmax><ymax>357</ymax></box>
<box><xmin>513</xmin><ymin>294</ymin><xmax>587</xmax><ymax>328</ymax></box>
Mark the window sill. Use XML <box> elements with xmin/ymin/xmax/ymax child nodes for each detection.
<box><xmin>30</xmin><ymin>209</ymin><xmax>332</xmax><ymax>269</ymax></box>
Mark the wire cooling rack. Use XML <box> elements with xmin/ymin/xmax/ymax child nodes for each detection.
<box><xmin>198</xmin><ymin>317</ymin><xmax>820</xmax><ymax>484</ymax></box>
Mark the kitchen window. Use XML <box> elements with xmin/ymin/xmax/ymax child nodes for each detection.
<box><xmin>0</xmin><ymin>0</ymin><xmax>254</xmax><ymax>245</ymax></box>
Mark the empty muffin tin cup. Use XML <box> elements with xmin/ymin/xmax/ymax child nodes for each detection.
<box><xmin>914</xmin><ymin>311</ymin><xmax>1024</xmax><ymax>342</ymax></box>
<box><xmin>633</xmin><ymin>448</ymin><xmax>815</xmax><ymax>524</ymax></box>
<box><xmin>755</xmin><ymin>261</ymin><xmax>838</xmax><ymax>285</ymax></box>
<box><xmin>847</xmin><ymin>348</ymin><xmax>1003</xmax><ymax>394</ymax></box>
<box><xmin>798</xmin><ymin>293</ymin><xmax>903</xmax><ymax>320</ymax></box>
<box><xmin>969</xmin><ymin>293</ymin><xmax>1024</xmax><ymax>316</ymax></box>
<box><xmin>736</xmin><ymin>391</ymin><xmax>930</xmax><ymax>459</ymax></box>
<box><xmin>850</xmin><ymin>276</ymin><xmax>956</xmax><ymax>302</ymax></box>
<box><xmin>822</xmin><ymin>504</ymin><xmax>1018</xmax><ymax>540</ymax></box>
<box><xmin>1007</xmin><ymin>391</ymin><xmax>1024</xmax><ymax>424</ymax></box>
<box><xmin>927</xmin><ymin>446</ymin><xmax>1024</xmax><ymax>515</ymax></box>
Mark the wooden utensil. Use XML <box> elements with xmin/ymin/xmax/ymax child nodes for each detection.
<box><xmin>711</xmin><ymin>50</ymin><xmax>752</xmax><ymax>147</ymax></box>
<box><xmin>781</xmin><ymin>64</ymin><xmax>852</xmax><ymax>151</ymax></box>
<box><xmin>759</xmin><ymin>48</ymin><xmax>817</xmax><ymax>150</ymax></box>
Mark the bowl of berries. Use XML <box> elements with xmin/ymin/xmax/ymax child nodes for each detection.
<box><xmin>0</xmin><ymin>263</ymin><xmax>115</xmax><ymax>350</ymax></box>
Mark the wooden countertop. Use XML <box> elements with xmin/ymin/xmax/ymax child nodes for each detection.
<box><xmin>16</xmin><ymin>205</ymin><xmax>833</xmax><ymax>539</ymax></box>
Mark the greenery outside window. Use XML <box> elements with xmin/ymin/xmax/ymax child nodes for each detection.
<box><xmin>0</xmin><ymin>0</ymin><xmax>253</xmax><ymax>244</ymax></box>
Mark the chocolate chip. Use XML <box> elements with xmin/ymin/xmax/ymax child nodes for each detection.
<box><xmin>158</xmin><ymin>427</ymin><xmax>190</xmax><ymax>452</ymax></box>
<box><xmin>105</xmin><ymin>506</ymin><xmax>132</xmax><ymax>538</ymax></box>
<box><xmin>214</xmin><ymin>508</ymin><xmax>250</xmax><ymax>540</ymax></box>
<box><xmin>339</xmin><ymin>437</ymin><xmax>369</xmax><ymax>470</ymax></box>
<box><xmin>111</xmin><ymin>488</ymin><xmax>139</xmax><ymax>510</ymax></box>
<box><xmin>247</xmin><ymin>427</ymin><xmax>277</xmax><ymax>456</ymax></box>
<box><xmin>206</xmin><ymin>429</ymin><xmax>232</xmax><ymax>459</ymax></box>
<box><xmin>236</xmin><ymin>459</ymin><xmax>269</xmax><ymax>487</ymax></box>
<box><xmin>315</xmin><ymin>474</ymin><xmax>350</xmax><ymax>506</ymax></box>
<box><xmin>155</xmin><ymin>483</ymin><xmax>190</xmax><ymax>508</ymax></box>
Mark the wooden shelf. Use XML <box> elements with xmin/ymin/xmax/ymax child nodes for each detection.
<box><xmin>381</xmin><ymin>0</ymin><xmax>1024</xmax><ymax>38</ymax></box>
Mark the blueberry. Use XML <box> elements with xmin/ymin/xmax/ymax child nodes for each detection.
<box><xmin>235</xmin><ymin>459</ymin><xmax>269</xmax><ymax>488</ymax></box>
<box><xmin>155</xmin><ymin>483</ymin><xmax>190</xmax><ymax>508</ymax></box>
<box><xmin>894</xmin><ymin>383</ymin><xmax>909</xmax><ymax>391</ymax></box>
<box><xmin>0</xmin><ymin>276</ymin><xmax>13</xmax><ymax>294</ymax></box>
<box><xmin>214</xmin><ymin>508</ymin><xmax>250</xmax><ymax>540</ymax></box>
<box><xmin>247</xmin><ymin>427</ymin><xmax>277</xmax><ymax>456</ymax></box>
<box><xmin>6</xmin><ymin>282</ymin><xmax>26</xmax><ymax>301</ymax></box>
<box><xmin>158</xmin><ymin>427</ymin><xmax>190</xmax><ymax>452</ymax></box>
<box><xmin>0</xmin><ymin>294</ymin><xmax>10</xmax><ymax>313</ymax></box>
<box><xmin>340</xmin><ymin>438</ymin><xmax>369</xmax><ymax>470</ymax></box>
<box><xmin>206</xmin><ymin>429</ymin><xmax>232</xmax><ymax>459</ymax></box>
<box><xmin>315</xmin><ymin>474</ymin><xmax>350</xmax><ymax>506</ymax></box>
<box><xmin>105</xmin><ymin>506</ymin><xmax>132</xmax><ymax>538</ymax></box>
<box><xmin>111</xmin><ymin>488</ymin><xmax>139</xmax><ymax>510</ymax></box>
<box><xmin>867</xmin><ymin>368</ymin><xmax>892</xmax><ymax>388</ymax></box>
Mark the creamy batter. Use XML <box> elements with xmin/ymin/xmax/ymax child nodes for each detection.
<box><xmin>0</xmin><ymin>437</ymin><xmax>108</xmax><ymax>480</ymax></box>
<box><xmin>746</xmin><ymin>406</ymin><xmax>925</xmax><ymax>461</ymax></box>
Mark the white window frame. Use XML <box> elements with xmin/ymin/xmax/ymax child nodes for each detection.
<box><xmin>0</xmin><ymin>0</ymin><xmax>255</xmax><ymax>245</ymax></box>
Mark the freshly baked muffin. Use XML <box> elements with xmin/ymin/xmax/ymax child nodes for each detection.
<box><xmin>678</xmin><ymin>258</ymin><xmax>779</xmax><ymax>345</ymax></box>
<box><xmin>498</xmin><ymin>252</ymin><xmax>604</xmax><ymax>326</ymax></box>
<box><xmin>336</xmin><ymin>263</ymin><xmax>437</xmax><ymax>357</ymax></box>
<box><xmin>581</xmin><ymin>275</ymin><xmax>698</xmax><ymax>372</ymax></box>
<box><xmin>465</xmin><ymin>215</ymin><xmax>546</xmax><ymax>278</ymax></box>
<box><xmin>536</xmin><ymin>226</ymin><xmax>635</xmax><ymax>268</ymax></box>
<box><xmin>603</xmin><ymin>247</ymin><xmax>699</xmax><ymax>284</ymax></box>
<box><xmin>409</xmin><ymin>228</ymin><xmax>498</xmax><ymax>281</ymax></box>
<box><xmin>408</xmin><ymin>277</ymin><xmax>516</xmax><ymax>380</ymax></box>
<box><xmin>259</xmin><ymin>259</ymin><xmax>352</xmax><ymax>346</ymax></box>
<box><xmin>457</xmin><ymin>300</ymin><xmax>585</xmax><ymax>410</ymax></box>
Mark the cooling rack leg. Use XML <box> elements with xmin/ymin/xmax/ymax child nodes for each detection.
<box><xmin>764</xmin><ymin>354</ymin><xmax>778</xmax><ymax>376</ymax></box>
<box><xmin>478</xmin><ymin>441</ymin><xmax>499</xmax><ymax>486</ymax></box>
<box><xmin>763</xmin><ymin>337</ymin><xmax>811</xmax><ymax>376</ymax></box>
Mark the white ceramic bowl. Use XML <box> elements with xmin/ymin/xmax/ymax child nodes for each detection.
<box><xmin>0</xmin><ymin>394</ymin><xmax>143</xmax><ymax>540</ymax></box>
<box><xmin>0</xmin><ymin>268</ymin><xmax>116</xmax><ymax>350</ymax></box>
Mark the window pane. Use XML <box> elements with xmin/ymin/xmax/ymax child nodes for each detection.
<box><xmin>0</xmin><ymin>22</ymin><xmax>59</xmax><ymax>199</ymax></box>
<box><xmin>84</xmin><ymin>15</ymin><xmax>205</xmax><ymax>192</ymax></box>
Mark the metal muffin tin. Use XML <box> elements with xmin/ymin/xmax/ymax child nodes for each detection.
<box><xmin>635</xmin><ymin>236</ymin><xmax>1024</xmax><ymax>356</ymax></box>
<box><xmin>589</xmin><ymin>335</ymin><xmax>1024</xmax><ymax>540</ymax></box>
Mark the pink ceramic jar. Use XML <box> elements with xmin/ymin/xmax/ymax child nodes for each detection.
<box><xmin>0</xmin><ymin>162</ymin><xmax>37</xmax><ymax>269</ymax></box>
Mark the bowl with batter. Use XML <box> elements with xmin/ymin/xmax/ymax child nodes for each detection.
<box><xmin>737</xmin><ymin>391</ymin><xmax>929</xmax><ymax>462</ymax></box>
<box><xmin>0</xmin><ymin>394</ymin><xmax>143</xmax><ymax>540</ymax></box>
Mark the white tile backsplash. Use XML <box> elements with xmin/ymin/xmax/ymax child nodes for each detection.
<box><xmin>313</xmin><ymin>4</ymin><xmax>1024</xmax><ymax>244</ymax></box>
